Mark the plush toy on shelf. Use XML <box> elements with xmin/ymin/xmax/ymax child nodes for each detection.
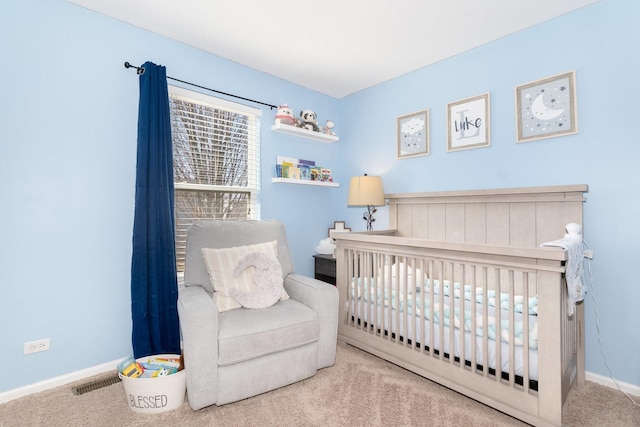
<box><xmin>298</xmin><ymin>109</ymin><xmax>319</xmax><ymax>132</ymax></box>
<box><xmin>274</xmin><ymin>104</ymin><xmax>296</xmax><ymax>126</ymax></box>
<box><xmin>322</xmin><ymin>120</ymin><xmax>336</xmax><ymax>135</ymax></box>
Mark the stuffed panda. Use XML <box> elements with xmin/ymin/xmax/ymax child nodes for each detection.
<box><xmin>299</xmin><ymin>109</ymin><xmax>319</xmax><ymax>132</ymax></box>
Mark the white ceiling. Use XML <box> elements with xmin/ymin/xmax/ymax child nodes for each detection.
<box><xmin>66</xmin><ymin>0</ymin><xmax>599</xmax><ymax>98</ymax></box>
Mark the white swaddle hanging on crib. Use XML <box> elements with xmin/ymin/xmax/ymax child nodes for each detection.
<box><xmin>540</xmin><ymin>223</ymin><xmax>586</xmax><ymax>315</ymax></box>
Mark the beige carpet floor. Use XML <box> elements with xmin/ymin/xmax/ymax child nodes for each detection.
<box><xmin>1</xmin><ymin>342</ymin><xmax>639</xmax><ymax>426</ymax></box>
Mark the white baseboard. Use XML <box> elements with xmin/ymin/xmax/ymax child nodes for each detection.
<box><xmin>2</xmin><ymin>365</ymin><xmax>638</xmax><ymax>404</ymax></box>
<box><xmin>586</xmin><ymin>371</ymin><xmax>640</xmax><ymax>397</ymax></box>
<box><xmin>0</xmin><ymin>358</ymin><xmax>123</xmax><ymax>404</ymax></box>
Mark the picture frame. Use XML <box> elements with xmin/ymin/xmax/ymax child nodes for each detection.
<box><xmin>396</xmin><ymin>109</ymin><xmax>430</xmax><ymax>159</ymax></box>
<box><xmin>515</xmin><ymin>71</ymin><xmax>577</xmax><ymax>143</ymax></box>
<box><xmin>447</xmin><ymin>93</ymin><xmax>490</xmax><ymax>152</ymax></box>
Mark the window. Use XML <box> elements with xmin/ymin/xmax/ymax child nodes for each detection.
<box><xmin>169</xmin><ymin>86</ymin><xmax>261</xmax><ymax>272</ymax></box>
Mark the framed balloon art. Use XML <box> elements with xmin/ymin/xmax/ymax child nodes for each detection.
<box><xmin>516</xmin><ymin>71</ymin><xmax>578</xmax><ymax>143</ymax></box>
<box><xmin>396</xmin><ymin>109</ymin><xmax>430</xmax><ymax>159</ymax></box>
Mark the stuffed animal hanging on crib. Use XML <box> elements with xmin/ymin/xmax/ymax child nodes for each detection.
<box><xmin>540</xmin><ymin>222</ymin><xmax>586</xmax><ymax>315</ymax></box>
<box><xmin>565</xmin><ymin>222</ymin><xmax>582</xmax><ymax>239</ymax></box>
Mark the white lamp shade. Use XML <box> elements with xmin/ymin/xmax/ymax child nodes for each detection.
<box><xmin>348</xmin><ymin>175</ymin><xmax>385</xmax><ymax>206</ymax></box>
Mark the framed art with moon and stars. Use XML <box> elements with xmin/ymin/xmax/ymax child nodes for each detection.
<box><xmin>516</xmin><ymin>71</ymin><xmax>577</xmax><ymax>143</ymax></box>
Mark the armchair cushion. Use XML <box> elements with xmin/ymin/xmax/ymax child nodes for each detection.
<box><xmin>217</xmin><ymin>299</ymin><xmax>318</xmax><ymax>366</ymax></box>
<box><xmin>202</xmin><ymin>241</ymin><xmax>289</xmax><ymax>312</ymax></box>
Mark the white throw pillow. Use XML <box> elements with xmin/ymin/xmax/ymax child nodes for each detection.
<box><xmin>378</xmin><ymin>262</ymin><xmax>423</xmax><ymax>294</ymax></box>
<box><xmin>202</xmin><ymin>241</ymin><xmax>289</xmax><ymax>312</ymax></box>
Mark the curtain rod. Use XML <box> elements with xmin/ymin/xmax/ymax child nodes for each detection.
<box><xmin>124</xmin><ymin>61</ymin><xmax>278</xmax><ymax>110</ymax></box>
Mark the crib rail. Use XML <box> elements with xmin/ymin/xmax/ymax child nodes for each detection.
<box><xmin>335</xmin><ymin>232</ymin><xmax>582</xmax><ymax>426</ymax></box>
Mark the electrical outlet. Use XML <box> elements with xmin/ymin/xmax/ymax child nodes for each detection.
<box><xmin>24</xmin><ymin>338</ymin><xmax>50</xmax><ymax>355</ymax></box>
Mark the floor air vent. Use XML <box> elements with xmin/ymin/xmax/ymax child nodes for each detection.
<box><xmin>72</xmin><ymin>374</ymin><xmax>121</xmax><ymax>395</ymax></box>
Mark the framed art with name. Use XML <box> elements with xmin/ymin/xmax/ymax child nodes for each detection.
<box><xmin>447</xmin><ymin>93</ymin><xmax>490</xmax><ymax>152</ymax></box>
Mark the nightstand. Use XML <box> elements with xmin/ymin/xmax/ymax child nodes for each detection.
<box><xmin>313</xmin><ymin>254</ymin><xmax>336</xmax><ymax>285</ymax></box>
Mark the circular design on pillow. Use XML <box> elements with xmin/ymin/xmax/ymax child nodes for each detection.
<box><xmin>229</xmin><ymin>251</ymin><xmax>284</xmax><ymax>309</ymax></box>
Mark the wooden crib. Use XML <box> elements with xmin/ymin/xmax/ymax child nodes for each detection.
<box><xmin>334</xmin><ymin>185</ymin><xmax>587</xmax><ymax>427</ymax></box>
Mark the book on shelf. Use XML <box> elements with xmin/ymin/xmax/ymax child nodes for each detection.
<box><xmin>289</xmin><ymin>167</ymin><xmax>301</xmax><ymax>180</ymax></box>
<box><xmin>300</xmin><ymin>164</ymin><xmax>311</xmax><ymax>180</ymax></box>
<box><xmin>320</xmin><ymin>168</ymin><xmax>333</xmax><ymax>182</ymax></box>
<box><xmin>299</xmin><ymin>159</ymin><xmax>316</xmax><ymax>167</ymax></box>
<box><xmin>275</xmin><ymin>156</ymin><xmax>324</xmax><ymax>181</ymax></box>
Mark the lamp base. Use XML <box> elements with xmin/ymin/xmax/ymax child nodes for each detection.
<box><xmin>363</xmin><ymin>205</ymin><xmax>377</xmax><ymax>231</ymax></box>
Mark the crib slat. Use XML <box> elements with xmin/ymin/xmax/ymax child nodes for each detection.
<box><xmin>450</xmin><ymin>262</ymin><xmax>456</xmax><ymax>365</ymax></box>
<box><xmin>470</xmin><ymin>266</ymin><xmax>478</xmax><ymax>375</ymax></box>
<box><xmin>438</xmin><ymin>261</ymin><xmax>445</xmax><ymax>362</ymax></box>
<box><xmin>384</xmin><ymin>254</ymin><xmax>392</xmax><ymax>342</ymax></box>
<box><xmin>522</xmin><ymin>272</ymin><xmax>530</xmax><ymax>393</ymax></box>
<box><xmin>401</xmin><ymin>256</ymin><xmax>409</xmax><ymax>348</ymax></box>
<box><xmin>508</xmin><ymin>270</ymin><xmax>516</xmax><ymax>388</ymax></box>
<box><xmin>394</xmin><ymin>254</ymin><xmax>400</xmax><ymax>344</ymax></box>
<box><xmin>458</xmin><ymin>263</ymin><xmax>467</xmax><ymax>372</ymax></box>
<box><xmin>426</xmin><ymin>259</ymin><xmax>435</xmax><ymax>357</ymax></box>
<box><xmin>469</xmin><ymin>264</ymin><xmax>476</xmax><ymax>373</ymax></box>
<box><xmin>410</xmin><ymin>257</ymin><xmax>418</xmax><ymax>350</ymax></box>
<box><xmin>494</xmin><ymin>267</ymin><xmax>502</xmax><ymax>383</ymax></box>
<box><xmin>346</xmin><ymin>249</ymin><xmax>352</xmax><ymax>328</ymax></box>
<box><xmin>372</xmin><ymin>253</ymin><xmax>378</xmax><ymax>336</ymax></box>
<box><xmin>358</xmin><ymin>250</ymin><xmax>364</xmax><ymax>331</ymax></box>
<box><xmin>481</xmin><ymin>266</ymin><xmax>489</xmax><ymax>379</ymax></box>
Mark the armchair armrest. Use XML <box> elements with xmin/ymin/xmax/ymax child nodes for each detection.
<box><xmin>177</xmin><ymin>285</ymin><xmax>219</xmax><ymax>410</ymax></box>
<box><xmin>284</xmin><ymin>274</ymin><xmax>339</xmax><ymax>368</ymax></box>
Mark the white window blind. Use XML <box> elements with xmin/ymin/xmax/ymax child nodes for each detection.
<box><xmin>169</xmin><ymin>86</ymin><xmax>261</xmax><ymax>272</ymax></box>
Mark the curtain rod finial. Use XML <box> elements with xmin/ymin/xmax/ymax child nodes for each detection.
<box><xmin>124</xmin><ymin>61</ymin><xmax>144</xmax><ymax>75</ymax></box>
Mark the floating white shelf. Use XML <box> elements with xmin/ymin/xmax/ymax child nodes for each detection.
<box><xmin>271</xmin><ymin>178</ymin><xmax>339</xmax><ymax>187</ymax></box>
<box><xmin>271</xmin><ymin>123</ymin><xmax>339</xmax><ymax>143</ymax></box>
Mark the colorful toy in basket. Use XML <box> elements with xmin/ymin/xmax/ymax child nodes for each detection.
<box><xmin>140</xmin><ymin>367</ymin><xmax>177</xmax><ymax>378</ymax></box>
<box><xmin>139</xmin><ymin>357</ymin><xmax>180</xmax><ymax>378</ymax></box>
<box><xmin>117</xmin><ymin>356</ymin><xmax>144</xmax><ymax>378</ymax></box>
<box><xmin>118</xmin><ymin>355</ymin><xmax>182</xmax><ymax>378</ymax></box>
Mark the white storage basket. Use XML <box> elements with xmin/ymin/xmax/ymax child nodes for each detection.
<box><xmin>119</xmin><ymin>354</ymin><xmax>185</xmax><ymax>414</ymax></box>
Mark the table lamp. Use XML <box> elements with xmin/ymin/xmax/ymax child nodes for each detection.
<box><xmin>348</xmin><ymin>174</ymin><xmax>385</xmax><ymax>231</ymax></box>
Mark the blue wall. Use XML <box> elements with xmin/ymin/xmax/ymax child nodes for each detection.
<box><xmin>1</xmin><ymin>0</ymin><xmax>339</xmax><ymax>393</ymax></box>
<box><xmin>338</xmin><ymin>0</ymin><xmax>640</xmax><ymax>388</ymax></box>
<box><xmin>2</xmin><ymin>0</ymin><xmax>638</xmax><ymax>394</ymax></box>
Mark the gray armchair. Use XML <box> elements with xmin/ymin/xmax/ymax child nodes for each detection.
<box><xmin>177</xmin><ymin>220</ymin><xmax>339</xmax><ymax>410</ymax></box>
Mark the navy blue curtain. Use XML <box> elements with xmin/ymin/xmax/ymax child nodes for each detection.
<box><xmin>130</xmin><ymin>61</ymin><xmax>180</xmax><ymax>358</ymax></box>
